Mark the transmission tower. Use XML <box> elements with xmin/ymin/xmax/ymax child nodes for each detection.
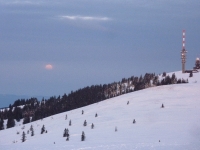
<box><xmin>181</xmin><ymin>30</ymin><xmax>187</xmax><ymax>73</ymax></box>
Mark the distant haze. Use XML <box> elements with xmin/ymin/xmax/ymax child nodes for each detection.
<box><xmin>0</xmin><ymin>94</ymin><xmax>48</xmax><ymax>108</ymax></box>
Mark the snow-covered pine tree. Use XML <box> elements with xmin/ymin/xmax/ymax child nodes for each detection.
<box><xmin>7</xmin><ymin>117</ymin><xmax>15</xmax><ymax>128</ymax></box>
<box><xmin>69</xmin><ymin>120</ymin><xmax>71</xmax><ymax>126</ymax></box>
<box><xmin>30</xmin><ymin>125</ymin><xmax>34</xmax><ymax>136</ymax></box>
<box><xmin>189</xmin><ymin>72</ymin><xmax>193</xmax><ymax>77</ymax></box>
<box><xmin>22</xmin><ymin>131</ymin><xmax>26</xmax><ymax>142</ymax></box>
<box><xmin>0</xmin><ymin>118</ymin><xmax>4</xmax><ymax>130</ymax></box>
<box><xmin>81</xmin><ymin>131</ymin><xmax>85</xmax><ymax>141</ymax></box>
<box><xmin>41</xmin><ymin>125</ymin><xmax>45</xmax><ymax>134</ymax></box>
<box><xmin>63</xmin><ymin>128</ymin><xmax>69</xmax><ymax>137</ymax></box>
<box><xmin>66</xmin><ymin>128</ymin><xmax>69</xmax><ymax>141</ymax></box>
<box><xmin>83</xmin><ymin>120</ymin><xmax>87</xmax><ymax>126</ymax></box>
<box><xmin>31</xmin><ymin>129</ymin><xmax>34</xmax><ymax>136</ymax></box>
<box><xmin>91</xmin><ymin>123</ymin><xmax>94</xmax><ymax>129</ymax></box>
<box><xmin>161</xmin><ymin>104</ymin><xmax>164</xmax><ymax>108</ymax></box>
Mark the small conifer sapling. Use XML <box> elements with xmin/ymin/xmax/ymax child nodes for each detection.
<box><xmin>69</xmin><ymin>120</ymin><xmax>71</xmax><ymax>126</ymax></box>
<box><xmin>41</xmin><ymin>125</ymin><xmax>45</xmax><ymax>134</ymax></box>
<box><xmin>22</xmin><ymin>131</ymin><xmax>26</xmax><ymax>142</ymax></box>
<box><xmin>91</xmin><ymin>123</ymin><xmax>94</xmax><ymax>129</ymax></box>
<box><xmin>83</xmin><ymin>120</ymin><xmax>87</xmax><ymax>126</ymax></box>
<box><xmin>161</xmin><ymin>104</ymin><xmax>164</xmax><ymax>108</ymax></box>
<box><xmin>81</xmin><ymin>131</ymin><xmax>85</xmax><ymax>141</ymax></box>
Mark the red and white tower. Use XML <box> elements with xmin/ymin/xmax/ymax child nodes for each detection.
<box><xmin>181</xmin><ymin>30</ymin><xmax>187</xmax><ymax>73</ymax></box>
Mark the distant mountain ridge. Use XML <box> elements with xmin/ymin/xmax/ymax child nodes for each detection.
<box><xmin>0</xmin><ymin>94</ymin><xmax>48</xmax><ymax>109</ymax></box>
<box><xmin>0</xmin><ymin>71</ymin><xmax>189</xmax><ymax>130</ymax></box>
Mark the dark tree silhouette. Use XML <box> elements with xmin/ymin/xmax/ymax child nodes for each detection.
<box><xmin>161</xmin><ymin>104</ymin><xmax>164</xmax><ymax>108</ymax></box>
<box><xmin>91</xmin><ymin>123</ymin><xmax>94</xmax><ymax>129</ymax></box>
<box><xmin>81</xmin><ymin>131</ymin><xmax>85</xmax><ymax>141</ymax></box>
<box><xmin>41</xmin><ymin>125</ymin><xmax>45</xmax><ymax>134</ymax></box>
<box><xmin>7</xmin><ymin>117</ymin><xmax>15</xmax><ymax>129</ymax></box>
<box><xmin>69</xmin><ymin>120</ymin><xmax>71</xmax><ymax>126</ymax></box>
<box><xmin>0</xmin><ymin>118</ymin><xmax>4</xmax><ymax>130</ymax></box>
<box><xmin>189</xmin><ymin>72</ymin><xmax>193</xmax><ymax>77</ymax></box>
<box><xmin>23</xmin><ymin>117</ymin><xmax>30</xmax><ymax>124</ymax></box>
<box><xmin>83</xmin><ymin>120</ymin><xmax>87</xmax><ymax>126</ymax></box>
<box><xmin>22</xmin><ymin>131</ymin><xmax>26</xmax><ymax>142</ymax></box>
<box><xmin>30</xmin><ymin>125</ymin><xmax>34</xmax><ymax>136</ymax></box>
<box><xmin>63</xmin><ymin>128</ymin><xmax>69</xmax><ymax>137</ymax></box>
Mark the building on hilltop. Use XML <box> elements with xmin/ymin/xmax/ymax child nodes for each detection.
<box><xmin>194</xmin><ymin>58</ymin><xmax>200</xmax><ymax>69</ymax></box>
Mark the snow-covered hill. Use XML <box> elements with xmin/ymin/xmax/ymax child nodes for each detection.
<box><xmin>0</xmin><ymin>71</ymin><xmax>200</xmax><ymax>150</ymax></box>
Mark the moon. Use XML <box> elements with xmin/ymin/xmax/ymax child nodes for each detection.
<box><xmin>45</xmin><ymin>64</ymin><xmax>53</xmax><ymax>70</ymax></box>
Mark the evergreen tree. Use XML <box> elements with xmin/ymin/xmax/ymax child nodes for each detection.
<box><xmin>63</xmin><ymin>128</ymin><xmax>69</xmax><ymax>137</ymax></box>
<box><xmin>22</xmin><ymin>131</ymin><xmax>26</xmax><ymax>142</ymax></box>
<box><xmin>23</xmin><ymin>117</ymin><xmax>30</xmax><ymax>124</ymax></box>
<box><xmin>7</xmin><ymin>117</ymin><xmax>15</xmax><ymax>129</ymax></box>
<box><xmin>161</xmin><ymin>104</ymin><xmax>164</xmax><ymax>108</ymax></box>
<box><xmin>0</xmin><ymin>118</ymin><xmax>4</xmax><ymax>130</ymax></box>
<box><xmin>30</xmin><ymin>125</ymin><xmax>34</xmax><ymax>136</ymax></box>
<box><xmin>41</xmin><ymin>125</ymin><xmax>45</xmax><ymax>134</ymax></box>
<box><xmin>133</xmin><ymin>119</ymin><xmax>136</xmax><ymax>124</ymax></box>
<box><xmin>83</xmin><ymin>120</ymin><xmax>87</xmax><ymax>126</ymax></box>
<box><xmin>81</xmin><ymin>131</ymin><xmax>85</xmax><ymax>141</ymax></box>
<box><xmin>91</xmin><ymin>123</ymin><xmax>94</xmax><ymax>129</ymax></box>
<box><xmin>189</xmin><ymin>72</ymin><xmax>193</xmax><ymax>77</ymax></box>
<box><xmin>31</xmin><ymin>128</ymin><xmax>34</xmax><ymax>136</ymax></box>
<box><xmin>162</xmin><ymin>72</ymin><xmax>166</xmax><ymax>77</ymax></box>
<box><xmin>95</xmin><ymin>113</ymin><xmax>98</xmax><ymax>117</ymax></box>
<box><xmin>69</xmin><ymin>120</ymin><xmax>71</xmax><ymax>126</ymax></box>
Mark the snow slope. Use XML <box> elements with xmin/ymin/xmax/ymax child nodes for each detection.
<box><xmin>0</xmin><ymin>71</ymin><xmax>200</xmax><ymax>150</ymax></box>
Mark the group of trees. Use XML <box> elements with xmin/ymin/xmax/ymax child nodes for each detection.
<box><xmin>0</xmin><ymin>72</ymin><xmax>187</xmax><ymax>130</ymax></box>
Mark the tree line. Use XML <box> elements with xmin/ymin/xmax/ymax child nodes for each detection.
<box><xmin>0</xmin><ymin>72</ymin><xmax>187</xmax><ymax>130</ymax></box>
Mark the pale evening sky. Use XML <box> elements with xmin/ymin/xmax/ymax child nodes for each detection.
<box><xmin>0</xmin><ymin>0</ymin><xmax>200</xmax><ymax>106</ymax></box>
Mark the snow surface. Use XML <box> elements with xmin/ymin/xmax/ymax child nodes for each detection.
<box><xmin>0</xmin><ymin>71</ymin><xmax>200</xmax><ymax>150</ymax></box>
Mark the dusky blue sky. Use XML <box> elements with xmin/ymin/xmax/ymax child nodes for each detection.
<box><xmin>0</xmin><ymin>0</ymin><xmax>200</xmax><ymax>105</ymax></box>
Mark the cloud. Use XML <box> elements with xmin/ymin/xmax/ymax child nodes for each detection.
<box><xmin>0</xmin><ymin>0</ymin><xmax>43</xmax><ymax>5</ymax></box>
<box><xmin>59</xmin><ymin>15</ymin><xmax>111</xmax><ymax>21</ymax></box>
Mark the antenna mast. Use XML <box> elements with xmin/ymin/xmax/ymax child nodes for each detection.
<box><xmin>181</xmin><ymin>30</ymin><xmax>187</xmax><ymax>73</ymax></box>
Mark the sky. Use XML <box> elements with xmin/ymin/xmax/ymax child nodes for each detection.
<box><xmin>0</xmin><ymin>0</ymin><xmax>200</xmax><ymax>100</ymax></box>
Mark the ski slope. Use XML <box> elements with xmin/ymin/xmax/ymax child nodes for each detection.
<box><xmin>0</xmin><ymin>71</ymin><xmax>200</xmax><ymax>150</ymax></box>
